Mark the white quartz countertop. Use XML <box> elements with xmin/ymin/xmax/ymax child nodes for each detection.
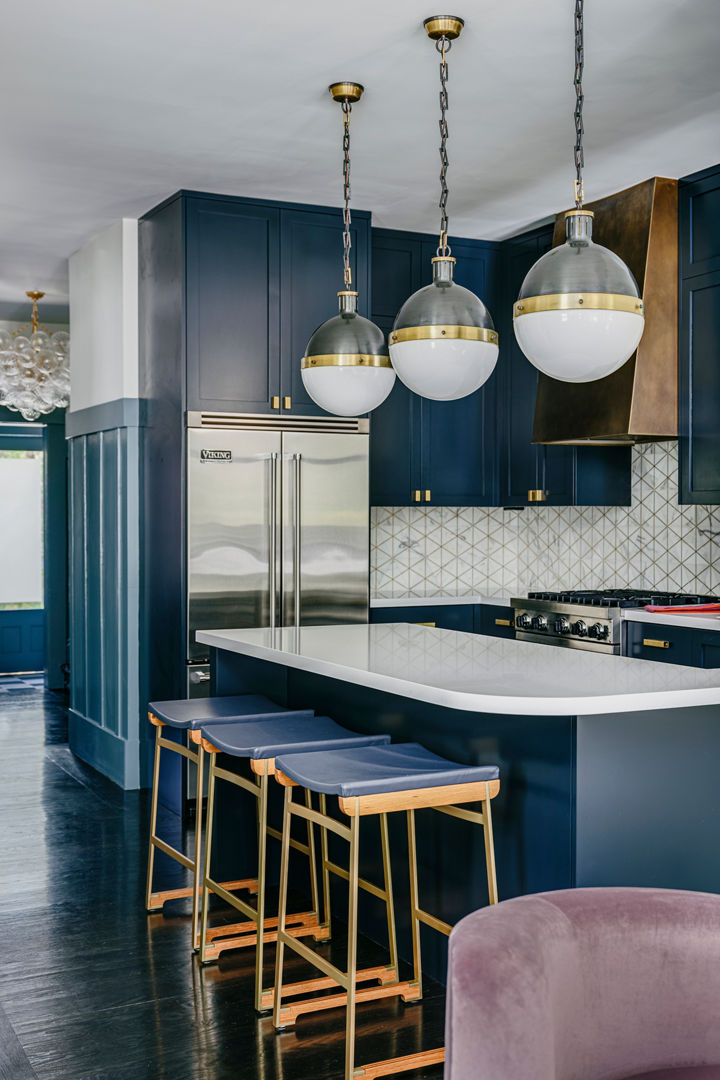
<box><xmin>196</xmin><ymin>623</ymin><xmax>720</xmax><ymax>717</ymax></box>
<box><xmin>622</xmin><ymin>609</ymin><xmax>720</xmax><ymax>631</ymax></box>
<box><xmin>370</xmin><ymin>594</ymin><xmax>511</xmax><ymax>609</ymax></box>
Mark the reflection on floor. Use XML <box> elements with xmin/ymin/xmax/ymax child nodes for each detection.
<box><xmin>0</xmin><ymin>683</ymin><xmax>445</xmax><ymax>1079</ymax></box>
<box><xmin>0</xmin><ymin>672</ymin><xmax>45</xmax><ymax>692</ymax></box>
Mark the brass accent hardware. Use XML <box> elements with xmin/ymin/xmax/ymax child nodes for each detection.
<box><xmin>389</xmin><ymin>324</ymin><xmax>498</xmax><ymax>346</ymax></box>
<box><xmin>271</xmin><ymin>396</ymin><xmax>280</xmax><ymax>410</ymax></box>
<box><xmin>423</xmin><ymin>15</ymin><xmax>465</xmax><ymax>39</ymax></box>
<box><xmin>328</xmin><ymin>81</ymin><xmax>364</xmax><ymax>103</ymax></box>
<box><xmin>424</xmin><ymin>489</ymin><xmax>431</xmax><ymax>502</ymax></box>
<box><xmin>413</xmin><ymin>489</ymin><xmax>422</xmax><ymax>502</ymax></box>
<box><xmin>528</xmin><ymin>489</ymin><xmax>547</xmax><ymax>502</ymax></box>
<box><xmin>643</xmin><ymin>638</ymin><xmax>670</xmax><ymax>649</ymax></box>
<box><xmin>301</xmin><ymin>354</ymin><xmax>392</xmax><ymax>368</ymax></box>
<box><xmin>565</xmin><ymin>208</ymin><xmax>595</xmax><ymax>219</ymax></box>
<box><xmin>414</xmin><ymin>621</ymin><xmax>436</xmax><ymax>627</ymax></box>
<box><xmin>430</xmin><ymin>255</ymin><xmax>457</xmax><ymax>264</ymax></box>
<box><xmin>514</xmin><ymin>293</ymin><xmax>645</xmax><ymax>317</ymax></box>
<box><xmin>283</xmin><ymin>396</ymin><xmax>292</xmax><ymax>410</ymax></box>
<box><xmin>495</xmin><ymin>618</ymin><xmax>512</xmax><ymax>627</ymax></box>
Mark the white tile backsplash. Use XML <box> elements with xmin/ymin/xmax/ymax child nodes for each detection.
<box><xmin>371</xmin><ymin>443</ymin><xmax>720</xmax><ymax>599</ymax></box>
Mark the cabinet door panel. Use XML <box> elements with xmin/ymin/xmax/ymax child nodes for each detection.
<box><xmin>682</xmin><ymin>172</ymin><xmax>720</xmax><ymax>278</ymax></box>
<box><xmin>186</xmin><ymin>199</ymin><xmax>280</xmax><ymax>413</ymax></box>
<box><xmin>679</xmin><ymin>270</ymin><xmax>720</xmax><ymax>502</ymax></box>
<box><xmin>280</xmin><ymin>209</ymin><xmax>369</xmax><ymax>416</ymax></box>
<box><xmin>370</xmin><ymin>605</ymin><xmax>473</xmax><ymax>632</ymax></box>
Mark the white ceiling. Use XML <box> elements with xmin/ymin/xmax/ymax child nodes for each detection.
<box><xmin>1</xmin><ymin>0</ymin><xmax>718</xmax><ymax>315</ymax></box>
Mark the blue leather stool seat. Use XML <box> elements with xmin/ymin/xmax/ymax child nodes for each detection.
<box><xmin>274</xmin><ymin>742</ymin><xmax>500</xmax><ymax>797</ymax></box>
<box><xmin>148</xmin><ymin>694</ymin><xmax>313</xmax><ymax>730</ymax></box>
<box><xmin>201</xmin><ymin>715</ymin><xmax>390</xmax><ymax>759</ymax></box>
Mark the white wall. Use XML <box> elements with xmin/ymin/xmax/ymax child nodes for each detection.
<box><xmin>68</xmin><ymin>219</ymin><xmax>138</xmax><ymax>413</ymax></box>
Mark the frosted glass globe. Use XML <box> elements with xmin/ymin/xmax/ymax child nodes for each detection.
<box><xmin>301</xmin><ymin>365</ymin><xmax>396</xmax><ymax>417</ymax></box>
<box><xmin>513</xmin><ymin>308</ymin><xmax>645</xmax><ymax>383</ymax></box>
<box><xmin>389</xmin><ymin>337</ymin><xmax>498</xmax><ymax>401</ymax></box>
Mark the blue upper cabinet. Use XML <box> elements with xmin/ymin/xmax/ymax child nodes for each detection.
<box><xmin>186</xmin><ymin>197</ymin><xmax>281</xmax><ymax>414</ymax></box>
<box><xmin>369</xmin><ymin>228</ymin><xmax>500</xmax><ymax>507</ymax></box>
<box><xmin>679</xmin><ymin>165</ymin><xmax>720</xmax><ymax>504</ymax></box>
<box><xmin>280</xmin><ymin>208</ymin><xmax>370</xmax><ymax>416</ymax></box>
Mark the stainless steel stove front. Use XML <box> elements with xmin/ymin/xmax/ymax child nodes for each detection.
<box><xmin>511</xmin><ymin>598</ymin><xmax>622</xmax><ymax>654</ymax></box>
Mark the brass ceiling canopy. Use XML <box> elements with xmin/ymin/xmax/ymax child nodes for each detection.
<box><xmin>328</xmin><ymin>82</ymin><xmax>364</xmax><ymax>104</ymax></box>
<box><xmin>423</xmin><ymin>15</ymin><xmax>464</xmax><ymax>40</ymax></box>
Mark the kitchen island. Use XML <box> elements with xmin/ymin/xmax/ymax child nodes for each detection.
<box><xmin>197</xmin><ymin>623</ymin><xmax>720</xmax><ymax>977</ymax></box>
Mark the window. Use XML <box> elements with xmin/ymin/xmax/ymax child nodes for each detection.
<box><xmin>0</xmin><ymin>449</ymin><xmax>44</xmax><ymax>609</ymax></box>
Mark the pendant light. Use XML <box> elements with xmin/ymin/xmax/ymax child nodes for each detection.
<box><xmin>389</xmin><ymin>16</ymin><xmax>498</xmax><ymax>402</ymax></box>
<box><xmin>301</xmin><ymin>83</ymin><xmax>395</xmax><ymax>417</ymax></box>
<box><xmin>513</xmin><ymin>0</ymin><xmax>645</xmax><ymax>383</ymax></box>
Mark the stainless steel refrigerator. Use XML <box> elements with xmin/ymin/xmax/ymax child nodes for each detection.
<box><xmin>185</xmin><ymin>413</ymin><xmax>370</xmax><ymax>692</ymax></box>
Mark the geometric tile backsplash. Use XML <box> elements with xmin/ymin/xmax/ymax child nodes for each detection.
<box><xmin>371</xmin><ymin>442</ymin><xmax>720</xmax><ymax>599</ymax></box>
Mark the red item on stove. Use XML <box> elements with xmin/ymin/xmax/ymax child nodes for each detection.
<box><xmin>644</xmin><ymin>603</ymin><xmax>720</xmax><ymax>613</ymax></box>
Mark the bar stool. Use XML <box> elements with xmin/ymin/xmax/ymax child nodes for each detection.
<box><xmin>198</xmin><ymin>715</ymin><xmax>396</xmax><ymax>1013</ymax></box>
<box><xmin>145</xmin><ymin>694</ymin><xmax>314</xmax><ymax>949</ymax></box>
<box><xmin>271</xmin><ymin>741</ymin><xmax>500</xmax><ymax>1080</ymax></box>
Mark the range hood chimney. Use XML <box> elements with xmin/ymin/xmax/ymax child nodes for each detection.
<box><xmin>532</xmin><ymin>177</ymin><xmax>678</xmax><ymax>445</ymax></box>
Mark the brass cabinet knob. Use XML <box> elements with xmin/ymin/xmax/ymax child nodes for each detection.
<box><xmin>283</xmin><ymin>396</ymin><xmax>292</xmax><ymax>410</ymax></box>
<box><xmin>424</xmin><ymin>489</ymin><xmax>431</xmax><ymax>502</ymax></box>
<box><xmin>643</xmin><ymin>638</ymin><xmax>670</xmax><ymax>649</ymax></box>
<box><xmin>271</xmin><ymin>396</ymin><xmax>280</xmax><ymax>410</ymax></box>
<box><xmin>528</xmin><ymin>489</ymin><xmax>547</xmax><ymax>502</ymax></box>
<box><xmin>413</xmin><ymin>489</ymin><xmax>421</xmax><ymax>502</ymax></box>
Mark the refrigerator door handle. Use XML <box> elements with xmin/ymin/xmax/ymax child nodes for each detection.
<box><xmin>293</xmin><ymin>452</ymin><xmax>302</xmax><ymax>628</ymax></box>
<box><xmin>269</xmin><ymin>452</ymin><xmax>279</xmax><ymax>630</ymax></box>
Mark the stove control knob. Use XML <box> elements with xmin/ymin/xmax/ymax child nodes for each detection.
<box><xmin>573</xmin><ymin>620</ymin><xmax>588</xmax><ymax>637</ymax></box>
<box><xmin>554</xmin><ymin>616</ymin><xmax>571</xmax><ymax>634</ymax></box>
<box><xmin>589</xmin><ymin>622</ymin><xmax>609</xmax><ymax>640</ymax></box>
<box><xmin>531</xmin><ymin>615</ymin><xmax>548</xmax><ymax>632</ymax></box>
<box><xmin>516</xmin><ymin>613</ymin><xmax>532</xmax><ymax>630</ymax></box>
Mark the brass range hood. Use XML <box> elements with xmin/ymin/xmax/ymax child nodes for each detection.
<box><xmin>532</xmin><ymin>177</ymin><xmax>678</xmax><ymax>445</ymax></box>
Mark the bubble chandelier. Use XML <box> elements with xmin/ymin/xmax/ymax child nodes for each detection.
<box><xmin>0</xmin><ymin>291</ymin><xmax>70</xmax><ymax>420</ymax></box>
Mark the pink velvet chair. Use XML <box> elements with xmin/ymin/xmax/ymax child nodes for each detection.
<box><xmin>446</xmin><ymin>888</ymin><xmax>720</xmax><ymax>1080</ymax></box>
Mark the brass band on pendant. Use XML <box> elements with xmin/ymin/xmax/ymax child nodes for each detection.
<box><xmin>301</xmin><ymin>354</ymin><xmax>392</xmax><ymax>368</ymax></box>
<box><xmin>423</xmin><ymin>15</ymin><xmax>465</xmax><ymax>39</ymax></box>
<box><xmin>513</xmin><ymin>293</ymin><xmax>645</xmax><ymax>317</ymax></box>
<box><xmin>389</xmin><ymin>325</ymin><xmax>499</xmax><ymax>346</ymax></box>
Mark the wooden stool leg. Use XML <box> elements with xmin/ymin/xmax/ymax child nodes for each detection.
<box><xmin>406</xmin><ymin>808</ymin><xmax>423</xmax><ymax>995</ymax></box>
<box><xmin>344</xmin><ymin>813</ymin><xmax>360</xmax><ymax>1080</ymax></box>
<box><xmin>191</xmin><ymin>742</ymin><xmax>205</xmax><ymax>949</ymax></box>
<box><xmin>199</xmin><ymin>756</ymin><xmax>217</xmax><ymax>964</ymax></box>
<box><xmin>145</xmin><ymin>725</ymin><xmax>162</xmax><ymax>910</ymax></box>
<box><xmin>379</xmin><ymin>812</ymin><xmax>399</xmax><ymax>978</ymax></box>
<box><xmin>254</xmin><ymin>771</ymin><xmax>269</xmax><ymax>1012</ymax></box>
<box><xmin>483</xmin><ymin>793</ymin><xmax>498</xmax><ymax>905</ymax></box>
<box><xmin>272</xmin><ymin>786</ymin><xmax>294</xmax><ymax>1030</ymax></box>
<box><xmin>319</xmin><ymin>792</ymin><xmax>332</xmax><ymax>933</ymax></box>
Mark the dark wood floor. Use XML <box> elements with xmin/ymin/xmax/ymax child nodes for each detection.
<box><xmin>0</xmin><ymin>685</ymin><xmax>445</xmax><ymax>1079</ymax></box>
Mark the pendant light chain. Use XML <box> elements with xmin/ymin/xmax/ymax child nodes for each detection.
<box><xmin>437</xmin><ymin>35</ymin><xmax>452</xmax><ymax>257</ymax></box>
<box><xmin>341</xmin><ymin>100</ymin><xmax>353</xmax><ymax>289</ymax></box>
<box><xmin>573</xmin><ymin>0</ymin><xmax>585</xmax><ymax>208</ymax></box>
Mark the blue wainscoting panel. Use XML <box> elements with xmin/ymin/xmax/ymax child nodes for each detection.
<box><xmin>68</xmin><ymin>423</ymin><xmax>142</xmax><ymax>789</ymax></box>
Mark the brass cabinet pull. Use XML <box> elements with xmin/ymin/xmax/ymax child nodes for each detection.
<box><xmin>414</xmin><ymin>621</ymin><xmax>436</xmax><ymax>627</ymax></box>
<box><xmin>271</xmin><ymin>396</ymin><xmax>280</xmax><ymax>410</ymax></box>
<box><xmin>643</xmin><ymin>638</ymin><xmax>670</xmax><ymax>649</ymax></box>
<box><xmin>283</xmin><ymin>396</ymin><xmax>292</xmax><ymax>410</ymax></box>
<box><xmin>528</xmin><ymin>489</ymin><xmax>547</xmax><ymax>502</ymax></box>
<box><xmin>495</xmin><ymin>618</ymin><xmax>512</xmax><ymax>627</ymax></box>
<box><xmin>413</xmin><ymin>490</ymin><xmax>421</xmax><ymax>502</ymax></box>
<box><xmin>424</xmin><ymin>489</ymin><xmax>431</xmax><ymax>502</ymax></box>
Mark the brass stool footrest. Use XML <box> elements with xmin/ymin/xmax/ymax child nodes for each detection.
<box><xmin>261</xmin><ymin>964</ymin><xmax>398</xmax><ymax>1009</ymax></box>
<box><xmin>277</xmin><ymin>979</ymin><xmax>421</xmax><ymax>1026</ymax></box>
<box><xmin>147</xmin><ymin>876</ymin><xmax>258</xmax><ymax>913</ymax></box>
<box><xmin>353</xmin><ymin>1047</ymin><xmax>445</xmax><ymax>1078</ymax></box>
<box><xmin>205</xmin><ymin>909</ymin><xmax>320</xmax><ymax>942</ymax></box>
<box><xmin>203</xmin><ymin>921</ymin><xmax>331</xmax><ymax>963</ymax></box>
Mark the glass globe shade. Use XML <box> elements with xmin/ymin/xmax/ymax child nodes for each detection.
<box><xmin>389</xmin><ymin>337</ymin><xmax>498</xmax><ymax>401</ymax></box>
<box><xmin>390</xmin><ymin>256</ymin><xmax>498</xmax><ymax>401</ymax></box>
<box><xmin>300</xmin><ymin>292</ymin><xmax>394</xmax><ymax>416</ymax></box>
<box><xmin>513</xmin><ymin>210</ymin><xmax>645</xmax><ymax>383</ymax></box>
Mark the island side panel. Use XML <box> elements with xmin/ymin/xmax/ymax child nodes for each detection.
<box><xmin>576</xmin><ymin>705</ymin><xmax>720</xmax><ymax>893</ymax></box>
<box><xmin>210</xmin><ymin>648</ymin><xmax>576</xmax><ymax>983</ymax></box>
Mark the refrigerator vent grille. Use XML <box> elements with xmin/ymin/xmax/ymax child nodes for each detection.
<box><xmin>187</xmin><ymin>411</ymin><xmax>369</xmax><ymax>434</ymax></box>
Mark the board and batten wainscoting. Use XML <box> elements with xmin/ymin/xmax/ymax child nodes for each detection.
<box><xmin>372</xmin><ymin>442</ymin><xmax>720</xmax><ymax>600</ymax></box>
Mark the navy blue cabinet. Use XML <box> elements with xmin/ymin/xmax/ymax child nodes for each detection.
<box><xmin>370</xmin><ymin>604</ymin><xmax>474</xmax><ymax>633</ymax></box>
<box><xmin>679</xmin><ymin>165</ymin><xmax>720</xmax><ymax>504</ymax></box>
<box><xmin>625</xmin><ymin>621</ymin><xmax>720</xmax><ymax>668</ymax></box>
<box><xmin>475</xmin><ymin>603</ymin><xmax>515</xmax><ymax>638</ymax></box>
<box><xmin>369</xmin><ymin>228</ymin><xmax>500</xmax><ymax>507</ymax></box>
<box><xmin>499</xmin><ymin>225</ymin><xmax>631</xmax><ymax>507</ymax></box>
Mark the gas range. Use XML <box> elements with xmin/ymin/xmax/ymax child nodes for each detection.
<box><xmin>510</xmin><ymin>589</ymin><xmax>720</xmax><ymax>654</ymax></box>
